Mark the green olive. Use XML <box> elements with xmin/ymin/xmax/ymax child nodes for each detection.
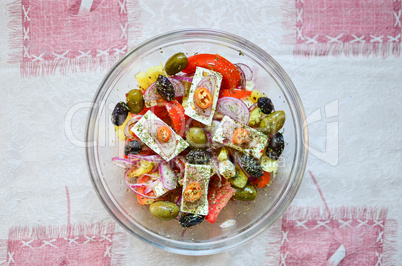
<box><xmin>233</xmin><ymin>184</ymin><xmax>257</xmax><ymax>201</ymax></box>
<box><xmin>186</xmin><ymin>127</ymin><xmax>207</xmax><ymax>148</ymax></box>
<box><xmin>259</xmin><ymin>110</ymin><xmax>286</xmax><ymax>135</ymax></box>
<box><xmin>229</xmin><ymin>167</ymin><xmax>248</xmax><ymax>188</ymax></box>
<box><xmin>126</xmin><ymin>89</ymin><xmax>144</xmax><ymax>114</ymax></box>
<box><xmin>164</xmin><ymin>52</ymin><xmax>188</xmax><ymax>75</ymax></box>
<box><xmin>149</xmin><ymin>201</ymin><xmax>179</xmax><ymax>221</ymax></box>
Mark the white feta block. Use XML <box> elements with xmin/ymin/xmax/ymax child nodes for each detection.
<box><xmin>180</xmin><ymin>163</ymin><xmax>211</xmax><ymax>215</ymax></box>
<box><xmin>219</xmin><ymin>159</ymin><xmax>236</xmax><ymax>179</ymax></box>
<box><xmin>184</xmin><ymin>67</ymin><xmax>222</xmax><ymax>126</ymax></box>
<box><xmin>132</xmin><ymin>110</ymin><xmax>189</xmax><ymax>161</ymax></box>
<box><xmin>212</xmin><ymin>115</ymin><xmax>268</xmax><ymax>159</ymax></box>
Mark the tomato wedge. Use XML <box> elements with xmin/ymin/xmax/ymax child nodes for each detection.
<box><xmin>205</xmin><ymin>176</ymin><xmax>236</xmax><ymax>224</ymax></box>
<box><xmin>164</xmin><ymin>99</ymin><xmax>187</xmax><ymax>137</ymax></box>
<box><xmin>250</xmin><ymin>171</ymin><xmax>271</xmax><ymax>188</ymax></box>
<box><xmin>136</xmin><ymin>175</ymin><xmax>156</xmax><ymax>205</ymax></box>
<box><xmin>182</xmin><ymin>54</ymin><xmax>242</xmax><ymax>92</ymax></box>
<box><xmin>219</xmin><ymin>88</ymin><xmax>251</xmax><ymax>99</ymax></box>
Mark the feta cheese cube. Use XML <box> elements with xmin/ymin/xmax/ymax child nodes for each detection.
<box><xmin>212</xmin><ymin>115</ymin><xmax>268</xmax><ymax>159</ymax></box>
<box><xmin>152</xmin><ymin>181</ymin><xmax>168</xmax><ymax>197</ymax></box>
<box><xmin>132</xmin><ymin>110</ymin><xmax>189</xmax><ymax>161</ymax></box>
<box><xmin>180</xmin><ymin>163</ymin><xmax>211</xmax><ymax>215</ymax></box>
<box><xmin>219</xmin><ymin>159</ymin><xmax>236</xmax><ymax>179</ymax></box>
<box><xmin>184</xmin><ymin>67</ymin><xmax>222</xmax><ymax>126</ymax></box>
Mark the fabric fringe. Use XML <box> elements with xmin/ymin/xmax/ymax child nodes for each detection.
<box><xmin>8</xmin><ymin>222</ymin><xmax>116</xmax><ymax>241</ymax></box>
<box><xmin>110</xmin><ymin>232</ymin><xmax>128</xmax><ymax>266</ymax></box>
<box><xmin>0</xmin><ymin>240</ymin><xmax>8</xmax><ymax>265</ymax></box>
<box><xmin>19</xmin><ymin>57</ymin><xmax>119</xmax><ymax>78</ymax></box>
<box><xmin>293</xmin><ymin>43</ymin><xmax>401</xmax><ymax>58</ymax></box>
<box><xmin>281</xmin><ymin>0</ymin><xmax>401</xmax><ymax>58</ymax></box>
<box><xmin>263</xmin><ymin>219</ymin><xmax>282</xmax><ymax>265</ymax></box>
<box><xmin>7</xmin><ymin>0</ymin><xmax>23</xmax><ymax>65</ymax></box>
<box><xmin>281</xmin><ymin>0</ymin><xmax>297</xmax><ymax>47</ymax></box>
<box><xmin>383</xmin><ymin>219</ymin><xmax>398</xmax><ymax>266</ymax></box>
<box><xmin>282</xmin><ymin>206</ymin><xmax>388</xmax><ymax>221</ymax></box>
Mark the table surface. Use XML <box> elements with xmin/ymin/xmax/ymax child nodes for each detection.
<box><xmin>1</xmin><ymin>0</ymin><xmax>401</xmax><ymax>265</ymax></box>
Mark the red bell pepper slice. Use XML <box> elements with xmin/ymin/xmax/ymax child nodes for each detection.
<box><xmin>205</xmin><ymin>176</ymin><xmax>236</xmax><ymax>224</ymax></box>
<box><xmin>250</xmin><ymin>171</ymin><xmax>271</xmax><ymax>188</ymax></box>
<box><xmin>182</xmin><ymin>54</ymin><xmax>246</xmax><ymax>99</ymax></box>
<box><xmin>164</xmin><ymin>100</ymin><xmax>187</xmax><ymax>137</ymax></box>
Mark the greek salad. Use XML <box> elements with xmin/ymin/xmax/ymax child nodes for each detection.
<box><xmin>111</xmin><ymin>52</ymin><xmax>286</xmax><ymax>228</ymax></box>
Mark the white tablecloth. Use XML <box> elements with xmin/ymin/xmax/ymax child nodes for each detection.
<box><xmin>1</xmin><ymin>0</ymin><xmax>401</xmax><ymax>264</ymax></box>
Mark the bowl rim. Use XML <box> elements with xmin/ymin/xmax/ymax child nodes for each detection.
<box><xmin>85</xmin><ymin>28</ymin><xmax>308</xmax><ymax>255</ymax></box>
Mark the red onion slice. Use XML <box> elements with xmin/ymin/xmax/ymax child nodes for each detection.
<box><xmin>172</xmin><ymin>75</ymin><xmax>193</xmax><ymax>83</ymax></box>
<box><xmin>173</xmin><ymin>157</ymin><xmax>185</xmax><ymax>174</ymax></box>
<box><xmin>127</xmin><ymin>154</ymin><xmax>164</xmax><ymax>163</ymax></box>
<box><xmin>235</xmin><ymin>63</ymin><xmax>253</xmax><ymax>81</ymax></box>
<box><xmin>168</xmin><ymin>78</ymin><xmax>185</xmax><ymax>97</ymax></box>
<box><xmin>159</xmin><ymin>162</ymin><xmax>177</xmax><ymax>190</ymax></box>
<box><xmin>235</xmin><ymin>64</ymin><xmax>246</xmax><ymax>89</ymax></box>
<box><xmin>124</xmin><ymin>170</ymin><xmax>159</xmax><ymax>199</ymax></box>
<box><xmin>112</xmin><ymin>157</ymin><xmax>139</xmax><ymax>168</ymax></box>
<box><xmin>144</xmin><ymin>180</ymin><xmax>159</xmax><ymax>194</ymax></box>
<box><xmin>143</xmin><ymin>82</ymin><xmax>159</xmax><ymax>103</ymax></box>
<box><xmin>211</xmin><ymin>152</ymin><xmax>222</xmax><ymax>184</ymax></box>
<box><xmin>193</xmin><ymin>75</ymin><xmax>217</xmax><ymax>117</ymax></box>
<box><xmin>248</xmin><ymin>102</ymin><xmax>258</xmax><ymax>111</ymax></box>
<box><xmin>143</xmin><ymin>78</ymin><xmax>185</xmax><ymax>106</ymax></box>
<box><xmin>143</xmin><ymin>119</ymin><xmax>177</xmax><ymax>159</ymax></box>
<box><xmin>123</xmin><ymin>115</ymin><xmax>143</xmax><ymax>139</ymax></box>
<box><xmin>216</xmin><ymin>97</ymin><xmax>250</xmax><ymax>125</ymax></box>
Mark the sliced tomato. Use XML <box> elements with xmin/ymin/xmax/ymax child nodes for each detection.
<box><xmin>164</xmin><ymin>99</ymin><xmax>187</xmax><ymax>137</ymax></box>
<box><xmin>136</xmin><ymin>175</ymin><xmax>155</xmax><ymax>205</ymax></box>
<box><xmin>182</xmin><ymin>54</ymin><xmax>241</xmax><ymax>92</ymax></box>
<box><xmin>205</xmin><ymin>176</ymin><xmax>236</xmax><ymax>224</ymax></box>
<box><xmin>138</xmin><ymin>104</ymin><xmax>167</xmax><ymax>118</ymax></box>
<box><xmin>219</xmin><ymin>88</ymin><xmax>251</xmax><ymax>99</ymax></box>
<box><xmin>250</xmin><ymin>171</ymin><xmax>271</xmax><ymax>188</ymax></box>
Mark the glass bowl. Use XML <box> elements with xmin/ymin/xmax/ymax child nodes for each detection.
<box><xmin>85</xmin><ymin>29</ymin><xmax>308</xmax><ymax>255</ymax></box>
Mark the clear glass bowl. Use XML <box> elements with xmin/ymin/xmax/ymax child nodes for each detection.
<box><xmin>85</xmin><ymin>29</ymin><xmax>308</xmax><ymax>255</ymax></box>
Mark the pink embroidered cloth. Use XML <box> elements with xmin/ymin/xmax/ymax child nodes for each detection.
<box><xmin>14</xmin><ymin>0</ymin><xmax>128</xmax><ymax>76</ymax></box>
<box><xmin>294</xmin><ymin>0</ymin><xmax>401</xmax><ymax>56</ymax></box>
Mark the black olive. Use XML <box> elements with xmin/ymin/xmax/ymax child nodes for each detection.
<box><xmin>257</xmin><ymin>97</ymin><xmax>274</xmax><ymax>114</ymax></box>
<box><xmin>179</xmin><ymin>214</ymin><xmax>205</xmax><ymax>228</ymax></box>
<box><xmin>111</xmin><ymin>102</ymin><xmax>129</xmax><ymax>126</ymax></box>
<box><xmin>266</xmin><ymin>132</ymin><xmax>284</xmax><ymax>160</ymax></box>
<box><xmin>156</xmin><ymin>75</ymin><xmax>175</xmax><ymax>101</ymax></box>
<box><xmin>124</xmin><ymin>140</ymin><xmax>142</xmax><ymax>155</ymax></box>
<box><xmin>185</xmin><ymin>149</ymin><xmax>212</xmax><ymax>164</ymax></box>
<box><xmin>240</xmin><ymin>154</ymin><xmax>263</xmax><ymax>178</ymax></box>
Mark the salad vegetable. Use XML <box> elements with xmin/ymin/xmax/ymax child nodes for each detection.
<box><xmin>111</xmin><ymin>52</ymin><xmax>286</xmax><ymax>228</ymax></box>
